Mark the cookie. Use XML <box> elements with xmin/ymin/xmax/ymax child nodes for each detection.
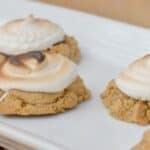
<box><xmin>101</xmin><ymin>55</ymin><xmax>150</xmax><ymax>125</ymax></box>
<box><xmin>132</xmin><ymin>130</ymin><xmax>150</xmax><ymax>150</ymax></box>
<box><xmin>50</xmin><ymin>36</ymin><xmax>80</xmax><ymax>62</ymax></box>
<box><xmin>101</xmin><ymin>80</ymin><xmax>150</xmax><ymax>125</ymax></box>
<box><xmin>0</xmin><ymin>77</ymin><xmax>90</xmax><ymax>115</ymax></box>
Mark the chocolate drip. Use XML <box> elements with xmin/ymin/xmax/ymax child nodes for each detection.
<box><xmin>8</xmin><ymin>51</ymin><xmax>45</xmax><ymax>66</ymax></box>
<box><xmin>9</xmin><ymin>56</ymin><xmax>23</xmax><ymax>66</ymax></box>
<box><xmin>20</xmin><ymin>51</ymin><xmax>45</xmax><ymax>62</ymax></box>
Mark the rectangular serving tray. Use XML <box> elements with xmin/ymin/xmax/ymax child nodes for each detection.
<box><xmin>0</xmin><ymin>0</ymin><xmax>150</xmax><ymax>149</ymax></box>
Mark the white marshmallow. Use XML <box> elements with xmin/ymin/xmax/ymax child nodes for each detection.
<box><xmin>0</xmin><ymin>15</ymin><xmax>65</xmax><ymax>54</ymax></box>
<box><xmin>0</xmin><ymin>53</ymin><xmax>78</xmax><ymax>92</ymax></box>
<box><xmin>115</xmin><ymin>55</ymin><xmax>150</xmax><ymax>100</ymax></box>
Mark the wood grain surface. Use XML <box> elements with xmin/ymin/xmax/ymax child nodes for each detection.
<box><xmin>39</xmin><ymin>0</ymin><xmax>150</xmax><ymax>28</ymax></box>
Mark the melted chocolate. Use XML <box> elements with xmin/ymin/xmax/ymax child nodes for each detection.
<box><xmin>9</xmin><ymin>56</ymin><xmax>23</xmax><ymax>66</ymax></box>
<box><xmin>7</xmin><ymin>51</ymin><xmax>45</xmax><ymax>66</ymax></box>
<box><xmin>19</xmin><ymin>51</ymin><xmax>45</xmax><ymax>62</ymax></box>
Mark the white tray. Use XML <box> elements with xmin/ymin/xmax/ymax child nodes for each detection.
<box><xmin>0</xmin><ymin>0</ymin><xmax>150</xmax><ymax>149</ymax></box>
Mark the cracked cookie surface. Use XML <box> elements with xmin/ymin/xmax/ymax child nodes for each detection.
<box><xmin>101</xmin><ymin>80</ymin><xmax>150</xmax><ymax>125</ymax></box>
<box><xmin>0</xmin><ymin>77</ymin><xmax>90</xmax><ymax>115</ymax></box>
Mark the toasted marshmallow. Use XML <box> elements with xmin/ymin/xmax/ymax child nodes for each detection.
<box><xmin>115</xmin><ymin>55</ymin><xmax>150</xmax><ymax>100</ymax></box>
<box><xmin>0</xmin><ymin>15</ymin><xmax>65</xmax><ymax>55</ymax></box>
<box><xmin>0</xmin><ymin>52</ymin><xmax>78</xmax><ymax>92</ymax></box>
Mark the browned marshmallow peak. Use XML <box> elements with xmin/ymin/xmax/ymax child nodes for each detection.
<box><xmin>0</xmin><ymin>52</ymin><xmax>78</xmax><ymax>92</ymax></box>
<box><xmin>0</xmin><ymin>15</ymin><xmax>65</xmax><ymax>55</ymax></box>
<box><xmin>5</xmin><ymin>51</ymin><xmax>47</xmax><ymax>76</ymax></box>
<box><xmin>115</xmin><ymin>54</ymin><xmax>150</xmax><ymax>101</ymax></box>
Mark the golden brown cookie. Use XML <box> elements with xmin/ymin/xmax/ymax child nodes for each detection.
<box><xmin>132</xmin><ymin>130</ymin><xmax>150</xmax><ymax>150</ymax></box>
<box><xmin>50</xmin><ymin>36</ymin><xmax>80</xmax><ymax>63</ymax></box>
<box><xmin>0</xmin><ymin>77</ymin><xmax>90</xmax><ymax>115</ymax></box>
<box><xmin>101</xmin><ymin>80</ymin><xmax>150</xmax><ymax>125</ymax></box>
<box><xmin>101</xmin><ymin>55</ymin><xmax>150</xmax><ymax>125</ymax></box>
<box><xmin>0</xmin><ymin>16</ymin><xmax>85</xmax><ymax>116</ymax></box>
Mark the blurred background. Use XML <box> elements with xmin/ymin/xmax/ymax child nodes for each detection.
<box><xmin>38</xmin><ymin>0</ymin><xmax>150</xmax><ymax>28</ymax></box>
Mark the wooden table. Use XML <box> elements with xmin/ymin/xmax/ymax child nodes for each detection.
<box><xmin>39</xmin><ymin>0</ymin><xmax>150</xmax><ymax>28</ymax></box>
